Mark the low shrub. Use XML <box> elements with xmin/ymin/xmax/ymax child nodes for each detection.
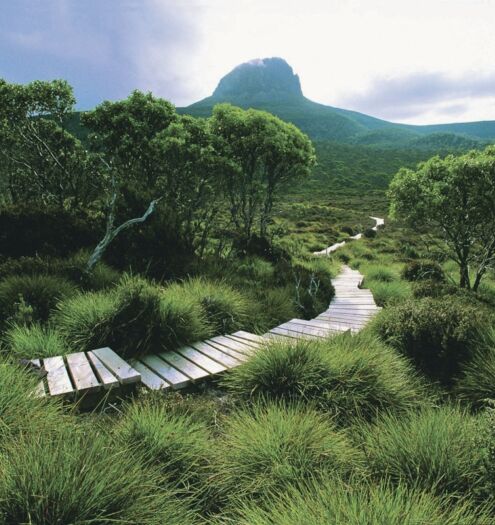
<box><xmin>222</xmin><ymin>333</ymin><xmax>426</xmax><ymax>423</ymax></box>
<box><xmin>363</xmin><ymin>228</ymin><xmax>377</xmax><ymax>238</ymax></box>
<box><xmin>402</xmin><ymin>260</ymin><xmax>445</xmax><ymax>282</ymax></box>
<box><xmin>61</xmin><ymin>251</ymin><xmax>121</xmax><ymax>290</ymax></box>
<box><xmin>361</xmin><ymin>264</ymin><xmax>397</xmax><ymax>283</ymax></box>
<box><xmin>364</xmin><ymin>406</ymin><xmax>485</xmax><ymax>498</ymax></box>
<box><xmin>3</xmin><ymin>323</ymin><xmax>67</xmax><ymax>359</ymax></box>
<box><xmin>222</xmin><ymin>479</ymin><xmax>488</xmax><ymax>525</ymax></box>
<box><xmin>364</xmin><ymin>280</ymin><xmax>411</xmax><ymax>306</ymax></box>
<box><xmin>235</xmin><ymin>256</ymin><xmax>275</xmax><ymax>284</ymax></box>
<box><xmin>412</xmin><ymin>279</ymin><xmax>457</xmax><ymax>298</ymax></box>
<box><xmin>0</xmin><ymin>425</ymin><xmax>196</xmax><ymax>525</ymax></box>
<box><xmin>247</xmin><ymin>286</ymin><xmax>298</xmax><ymax>333</ymax></box>
<box><xmin>213</xmin><ymin>402</ymin><xmax>363</xmax><ymax>502</ymax></box>
<box><xmin>168</xmin><ymin>278</ymin><xmax>250</xmax><ymax>335</ymax></box>
<box><xmin>0</xmin><ymin>274</ymin><xmax>76</xmax><ymax>323</ymax></box>
<box><xmin>117</xmin><ymin>397</ymin><xmax>211</xmax><ymax>494</ymax></box>
<box><xmin>372</xmin><ymin>297</ymin><xmax>487</xmax><ymax>384</ymax></box>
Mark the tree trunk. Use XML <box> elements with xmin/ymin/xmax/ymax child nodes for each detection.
<box><xmin>459</xmin><ymin>262</ymin><xmax>471</xmax><ymax>289</ymax></box>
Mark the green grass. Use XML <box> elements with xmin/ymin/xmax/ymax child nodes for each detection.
<box><xmin>3</xmin><ymin>323</ymin><xmax>67</xmax><ymax>359</ymax></box>
<box><xmin>212</xmin><ymin>402</ymin><xmax>364</xmax><ymax>503</ymax></box>
<box><xmin>222</xmin><ymin>332</ymin><xmax>427</xmax><ymax>424</ymax></box>
<box><xmin>218</xmin><ymin>478</ymin><xmax>489</xmax><ymax>525</ymax></box>
<box><xmin>363</xmin><ymin>279</ymin><xmax>411</xmax><ymax>306</ymax></box>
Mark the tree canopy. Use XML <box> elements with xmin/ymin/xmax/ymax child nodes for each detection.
<box><xmin>389</xmin><ymin>146</ymin><xmax>495</xmax><ymax>290</ymax></box>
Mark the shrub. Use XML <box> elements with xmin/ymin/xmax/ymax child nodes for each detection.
<box><xmin>213</xmin><ymin>402</ymin><xmax>363</xmax><ymax>502</ymax></box>
<box><xmin>364</xmin><ymin>280</ymin><xmax>411</xmax><ymax>306</ymax></box>
<box><xmin>402</xmin><ymin>260</ymin><xmax>445</xmax><ymax>282</ymax></box>
<box><xmin>362</xmin><ymin>264</ymin><xmax>397</xmax><ymax>282</ymax></box>
<box><xmin>363</xmin><ymin>228</ymin><xmax>377</xmax><ymax>238</ymax></box>
<box><xmin>455</xmin><ymin>328</ymin><xmax>495</xmax><ymax>407</ymax></box>
<box><xmin>223</xmin><ymin>479</ymin><xmax>488</xmax><ymax>525</ymax></box>
<box><xmin>247</xmin><ymin>286</ymin><xmax>298</xmax><ymax>333</ymax></box>
<box><xmin>3</xmin><ymin>323</ymin><xmax>66</xmax><ymax>359</ymax></box>
<box><xmin>61</xmin><ymin>251</ymin><xmax>121</xmax><ymax>290</ymax></box>
<box><xmin>364</xmin><ymin>406</ymin><xmax>485</xmax><ymax>497</ymax></box>
<box><xmin>0</xmin><ymin>274</ymin><xmax>76</xmax><ymax>324</ymax></box>
<box><xmin>0</xmin><ymin>359</ymin><xmax>63</xmax><ymax>444</ymax></box>
<box><xmin>412</xmin><ymin>279</ymin><xmax>457</xmax><ymax>298</ymax></box>
<box><xmin>341</xmin><ymin>225</ymin><xmax>355</xmax><ymax>236</ymax></box>
<box><xmin>235</xmin><ymin>256</ymin><xmax>275</xmax><ymax>284</ymax></box>
<box><xmin>117</xmin><ymin>397</ymin><xmax>211</xmax><ymax>492</ymax></box>
<box><xmin>168</xmin><ymin>278</ymin><xmax>250</xmax><ymax>335</ymax></box>
<box><xmin>0</xmin><ymin>425</ymin><xmax>196</xmax><ymax>525</ymax></box>
<box><xmin>372</xmin><ymin>297</ymin><xmax>487</xmax><ymax>384</ymax></box>
<box><xmin>223</xmin><ymin>333</ymin><xmax>426</xmax><ymax>423</ymax></box>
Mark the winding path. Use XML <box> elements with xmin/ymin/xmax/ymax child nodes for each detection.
<box><xmin>33</xmin><ymin>219</ymin><xmax>384</xmax><ymax>399</ymax></box>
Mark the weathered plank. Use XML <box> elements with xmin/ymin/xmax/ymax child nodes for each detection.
<box><xmin>176</xmin><ymin>346</ymin><xmax>226</xmax><ymax>375</ymax></box>
<box><xmin>191</xmin><ymin>341</ymin><xmax>243</xmax><ymax>368</ymax></box>
<box><xmin>66</xmin><ymin>352</ymin><xmax>100</xmax><ymax>392</ymax></box>
<box><xmin>205</xmin><ymin>339</ymin><xmax>250</xmax><ymax>361</ymax></box>
<box><xmin>130</xmin><ymin>360</ymin><xmax>170</xmax><ymax>390</ymax></box>
<box><xmin>43</xmin><ymin>356</ymin><xmax>73</xmax><ymax>396</ymax></box>
<box><xmin>90</xmin><ymin>347</ymin><xmax>141</xmax><ymax>384</ymax></box>
<box><xmin>232</xmin><ymin>331</ymin><xmax>266</xmax><ymax>345</ymax></box>
<box><xmin>209</xmin><ymin>335</ymin><xmax>256</xmax><ymax>356</ymax></box>
<box><xmin>159</xmin><ymin>351</ymin><xmax>210</xmax><ymax>381</ymax></box>
<box><xmin>140</xmin><ymin>354</ymin><xmax>190</xmax><ymax>389</ymax></box>
<box><xmin>87</xmin><ymin>352</ymin><xmax>119</xmax><ymax>389</ymax></box>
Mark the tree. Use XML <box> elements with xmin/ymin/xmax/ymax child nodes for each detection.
<box><xmin>210</xmin><ymin>104</ymin><xmax>315</xmax><ymax>241</ymax></box>
<box><xmin>0</xmin><ymin>79</ymin><xmax>99</xmax><ymax>208</ymax></box>
<box><xmin>389</xmin><ymin>146</ymin><xmax>495</xmax><ymax>291</ymax></box>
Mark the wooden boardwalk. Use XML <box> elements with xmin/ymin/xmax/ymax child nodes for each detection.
<box><xmin>32</xmin><ymin>265</ymin><xmax>380</xmax><ymax>398</ymax></box>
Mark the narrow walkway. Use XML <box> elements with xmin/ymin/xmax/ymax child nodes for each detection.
<box><xmin>313</xmin><ymin>216</ymin><xmax>384</xmax><ymax>255</ymax></box>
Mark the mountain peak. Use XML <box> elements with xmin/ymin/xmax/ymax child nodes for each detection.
<box><xmin>212</xmin><ymin>57</ymin><xmax>303</xmax><ymax>103</ymax></box>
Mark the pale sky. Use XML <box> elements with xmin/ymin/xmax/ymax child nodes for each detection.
<box><xmin>1</xmin><ymin>0</ymin><xmax>495</xmax><ymax>124</ymax></box>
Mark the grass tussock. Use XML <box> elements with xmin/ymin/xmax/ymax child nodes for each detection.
<box><xmin>3</xmin><ymin>322</ymin><xmax>67</xmax><ymax>359</ymax></box>
<box><xmin>222</xmin><ymin>332</ymin><xmax>427</xmax><ymax>423</ymax></box>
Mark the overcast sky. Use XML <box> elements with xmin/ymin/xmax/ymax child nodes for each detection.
<box><xmin>1</xmin><ymin>0</ymin><xmax>495</xmax><ymax>124</ymax></box>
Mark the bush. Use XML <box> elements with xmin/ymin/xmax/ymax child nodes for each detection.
<box><xmin>168</xmin><ymin>278</ymin><xmax>250</xmax><ymax>335</ymax></box>
<box><xmin>213</xmin><ymin>402</ymin><xmax>363</xmax><ymax>502</ymax></box>
<box><xmin>412</xmin><ymin>279</ymin><xmax>457</xmax><ymax>298</ymax></box>
<box><xmin>0</xmin><ymin>425</ymin><xmax>196</xmax><ymax>525</ymax></box>
<box><xmin>247</xmin><ymin>286</ymin><xmax>298</xmax><ymax>333</ymax></box>
<box><xmin>222</xmin><ymin>333</ymin><xmax>426</xmax><ymax>423</ymax></box>
<box><xmin>3</xmin><ymin>323</ymin><xmax>66</xmax><ymax>359</ymax></box>
<box><xmin>54</xmin><ymin>275</ymin><xmax>210</xmax><ymax>358</ymax></box>
<box><xmin>455</xmin><ymin>328</ymin><xmax>495</xmax><ymax>407</ymax></box>
<box><xmin>362</xmin><ymin>264</ymin><xmax>397</xmax><ymax>282</ymax></box>
<box><xmin>0</xmin><ymin>274</ymin><xmax>76</xmax><ymax>323</ymax></box>
<box><xmin>0</xmin><ymin>359</ymin><xmax>63</xmax><ymax>444</ymax></box>
<box><xmin>364</xmin><ymin>406</ymin><xmax>485</xmax><ymax>497</ymax></box>
<box><xmin>402</xmin><ymin>260</ymin><xmax>445</xmax><ymax>282</ymax></box>
<box><xmin>373</xmin><ymin>297</ymin><xmax>487</xmax><ymax>384</ymax></box>
<box><xmin>363</xmin><ymin>228</ymin><xmax>377</xmax><ymax>238</ymax></box>
<box><xmin>117</xmin><ymin>397</ymin><xmax>211</xmax><ymax>493</ymax></box>
<box><xmin>364</xmin><ymin>280</ymin><xmax>411</xmax><ymax>306</ymax></box>
<box><xmin>223</xmin><ymin>479</ymin><xmax>488</xmax><ymax>525</ymax></box>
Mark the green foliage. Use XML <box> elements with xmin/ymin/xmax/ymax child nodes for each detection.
<box><xmin>168</xmin><ymin>278</ymin><xmax>251</xmax><ymax>335</ymax></box>
<box><xmin>247</xmin><ymin>286</ymin><xmax>298</xmax><ymax>333</ymax></box>
<box><xmin>213</xmin><ymin>402</ymin><xmax>363</xmax><ymax>502</ymax></box>
<box><xmin>402</xmin><ymin>260</ymin><xmax>445</xmax><ymax>282</ymax></box>
<box><xmin>3</xmin><ymin>323</ymin><xmax>66</xmax><ymax>359</ymax></box>
<box><xmin>0</xmin><ymin>273</ymin><xmax>76</xmax><ymax>323</ymax></box>
<box><xmin>0</xmin><ymin>425</ymin><xmax>196</xmax><ymax>525</ymax></box>
<box><xmin>221</xmin><ymin>479</ymin><xmax>487</xmax><ymax>525</ymax></box>
<box><xmin>412</xmin><ymin>279</ymin><xmax>457</xmax><ymax>298</ymax></box>
<box><xmin>373</xmin><ymin>297</ymin><xmax>487</xmax><ymax>383</ymax></box>
<box><xmin>117</xmin><ymin>398</ymin><xmax>211</xmax><ymax>494</ymax></box>
<box><xmin>363</xmin><ymin>406</ymin><xmax>485</xmax><ymax>497</ymax></box>
<box><xmin>223</xmin><ymin>333</ymin><xmax>425</xmax><ymax>423</ymax></box>
<box><xmin>364</xmin><ymin>280</ymin><xmax>411</xmax><ymax>306</ymax></box>
<box><xmin>363</xmin><ymin>227</ymin><xmax>377</xmax><ymax>238</ymax></box>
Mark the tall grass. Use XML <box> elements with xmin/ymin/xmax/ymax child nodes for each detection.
<box><xmin>219</xmin><ymin>478</ymin><xmax>489</xmax><ymax>525</ymax></box>
<box><xmin>212</xmin><ymin>402</ymin><xmax>363</xmax><ymax>503</ymax></box>
<box><xmin>363</xmin><ymin>279</ymin><xmax>411</xmax><ymax>306</ymax></box>
<box><xmin>0</xmin><ymin>424</ymin><xmax>197</xmax><ymax>525</ymax></box>
<box><xmin>363</xmin><ymin>406</ymin><xmax>485</xmax><ymax>497</ymax></box>
<box><xmin>223</xmin><ymin>332</ymin><xmax>427</xmax><ymax>423</ymax></box>
<box><xmin>3</xmin><ymin>322</ymin><xmax>67</xmax><ymax>359</ymax></box>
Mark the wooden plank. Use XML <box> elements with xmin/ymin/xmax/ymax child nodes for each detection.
<box><xmin>269</xmin><ymin>326</ymin><xmax>323</xmax><ymax>340</ymax></box>
<box><xmin>191</xmin><ymin>341</ymin><xmax>242</xmax><ymax>368</ymax></box>
<box><xmin>226</xmin><ymin>334</ymin><xmax>261</xmax><ymax>349</ymax></box>
<box><xmin>130</xmin><ymin>360</ymin><xmax>170</xmax><ymax>390</ymax></box>
<box><xmin>159</xmin><ymin>351</ymin><xmax>210</xmax><ymax>381</ymax></box>
<box><xmin>141</xmin><ymin>354</ymin><xmax>190</xmax><ymax>389</ymax></box>
<box><xmin>43</xmin><ymin>356</ymin><xmax>74</xmax><ymax>396</ymax></box>
<box><xmin>209</xmin><ymin>335</ymin><xmax>256</xmax><ymax>356</ymax></box>
<box><xmin>264</xmin><ymin>330</ymin><xmax>298</xmax><ymax>341</ymax></box>
<box><xmin>292</xmin><ymin>318</ymin><xmax>363</xmax><ymax>331</ymax></box>
<box><xmin>30</xmin><ymin>359</ymin><xmax>46</xmax><ymax>398</ymax></box>
<box><xmin>205</xmin><ymin>339</ymin><xmax>250</xmax><ymax>361</ymax></box>
<box><xmin>66</xmin><ymin>352</ymin><xmax>100</xmax><ymax>393</ymax></box>
<box><xmin>278</xmin><ymin>321</ymin><xmax>338</xmax><ymax>337</ymax></box>
<box><xmin>232</xmin><ymin>331</ymin><xmax>266</xmax><ymax>345</ymax></box>
<box><xmin>176</xmin><ymin>346</ymin><xmax>226</xmax><ymax>375</ymax></box>
<box><xmin>91</xmin><ymin>347</ymin><xmax>141</xmax><ymax>384</ymax></box>
<box><xmin>87</xmin><ymin>352</ymin><xmax>119</xmax><ymax>390</ymax></box>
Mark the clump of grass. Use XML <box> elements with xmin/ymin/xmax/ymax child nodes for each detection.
<box><xmin>364</xmin><ymin>279</ymin><xmax>411</xmax><ymax>306</ymax></box>
<box><xmin>221</xmin><ymin>479</ymin><xmax>489</xmax><ymax>525</ymax></box>
<box><xmin>0</xmin><ymin>274</ymin><xmax>76</xmax><ymax>323</ymax></box>
<box><xmin>361</xmin><ymin>264</ymin><xmax>398</xmax><ymax>283</ymax></box>
<box><xmin>62</xmin><ymin>250</ymin><xmax>121</xmax><ymax>290</ymax></box>
<box><xmin>223</xmin><ymin>332</ymin><xmax>426</xmax><ymax>424</ymax></box>
<box><xmin>363</xmin><ymin>406</ymin><xmax>485</xmax><ymax>497</ymax></box>
<box><xmin>3</xmin><ymin>323</ymin><xmax>67</xmax><ymax>359</ymax></box>
<box><xmin>0</xmin><ymin>425</ymin><xmax>197</xmax><ymax>525</ymax></box>
<box><xmin>212</xmin><ymin>402</ymin><xmax>364</xmax><ymax>502</ymax></box>
<box><xmin>168</xmin><ymin>277</ymin><xmax>251</xmax><ymax>335</ymax></box>
<box><xmin>246</xmin><ymin>286</ymin><xmax>298</xmax><ymax>333</ymax></box>
<box><xmin>116</xmin><ymin>397</ymin><xmax>212</xmax><ymax>493</ymax></box>
<box><xmin>0</xmin><ymin>358</ymin><xmax>63</xmax><ymax>444</ymax></box>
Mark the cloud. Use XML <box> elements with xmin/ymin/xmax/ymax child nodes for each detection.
<box><xmin>337</xmin><ymin>71</ymin><xmax>495</xmax><ymax>122</ymax></box>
